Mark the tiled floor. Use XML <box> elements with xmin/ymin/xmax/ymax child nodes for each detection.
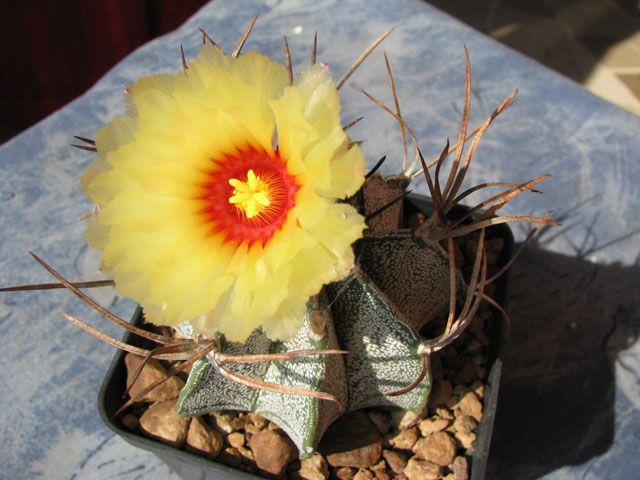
<box><xmin>427</xmin><ymin>0</ymin><xmax>640</xmax><ymax>116</ymax></box>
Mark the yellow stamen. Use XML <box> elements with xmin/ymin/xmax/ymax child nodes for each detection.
<box><xmin>229</xmin><ymin>169</ymin><xmax>271</xmax><ymax>218</ymax></box>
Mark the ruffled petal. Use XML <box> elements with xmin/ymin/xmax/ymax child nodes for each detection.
<box><xmin>83</xmin><ymin>43</ymin><xmax>366</xmax><ymax>342</ymax></box>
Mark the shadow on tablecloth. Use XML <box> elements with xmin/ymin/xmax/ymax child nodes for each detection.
<box><xmin>486</xmin><ymin>235</ymin><xmax>640</xmax><ymax>479</ymax></box>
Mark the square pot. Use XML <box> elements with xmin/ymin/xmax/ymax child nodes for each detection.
<box><xmin>98</xmin><ymin>194</ymin><xmax>512</xmax><ymax>480</ymax></box>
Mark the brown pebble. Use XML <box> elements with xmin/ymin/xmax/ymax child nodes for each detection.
<box><xmin>367</xmin><ymin>410</ymin><xmax>391</xmax><ymax>435</ymax></box>
<box><xmin>336</xmin><ymin>467</ymin><xmax>357</xmax><ymax>480</ymax></box>
<box><xmin>121</xmin><ymin>413</ymin><xmax>139</xmax><ymax>431</ymax></box>
<box><xmin>464</xmin><ymin>340</ymin><xmax>483</xmax><ymax>355</ymax></box>
<box><xmin>249</xmin><ymin>429</ymin><xmax>298</xmax><ymax>477</ymax></box>
<box><xmin>382</xmin><ymin>450</ymin><xmax>408</xmax><ymax>474</ymax></box>
<box><xmin>470</xmin><ymin>381</ymin><xmax>485</xmax><ymax>399</ymax></box>
<box><xmin>237</xmin><ymin>445</ymin><xmax>255</xmax><ymax>465</ymax></box>
<box><xmin>476</xmin><ymin>332</ymin><xmax>490</xmax><ymax>346</ymax></box>
<box><xmin>413</xmin><ymin>431</ymin><xmax>457</xmax><ymax>467</ymax></box>
<box><xmin>227</xmin><ymin>432</ymin><xmax>245</xmax><ymax>449</ymax></box>
<box><xmin>353</xmin><ymin>469</ymin><xmax>374</xmax><ymax>480</ymax></box>
<box><xmin>231</xmin><ymin>415</ymin><xmax>247</xmax><ymax>431</ymax></box>
<box><xmin>390</xmin><ymin>405</ymin><xmax>428</xmax><ymax>430</ymax></box>
<box><xmin>292</xmin><ymin>454</ymin><xmax>329</xmax><ymax>480</ymax></box>
<box><xmin>320</xmin><ymin>411</ymin><xmax>382</xmax><ymax>469</ymax></box>
<box><xmin>404</xmin><ymin>458</ymin><xmax>443</xmax><ymax>480</ymax></box>
<box><xmin>453</xmin><ymin>455</ymin><xmax>469</xmax><ymax>480</ymax></box>
<box><xmin>217</xmin><ymin>447</ymin><xmax>242</xmax><ymax>467</ymax></box>
<box><xmin>455</xmin><ymin>431</ymin><xmax>477</xmax><ymax>449</ymax></box>
<box><xmin>453</xmin><ymin>415</ymin><xmax>477</xmax><ymax>433</ymax></box>
<box><xmin>428</xmin><ymin>379</ymin><xmax>453</xmax><ymax>407</ymax></box>
<box><xmin>185</xmin><ymin>416</ymin><xmax>223</xmax><ymax>459</ymax></box>
<box><xmin>388</xmin><ymin>426</ymin><xmax>419</xmax><ymax>451</ymax></box>
<box><xmin>244</xmin><ymin>423</ymin><xmax>261</xmax><ymax>435</ymax></box>
<box><xmin>456</xmin><ymin>392</ymin><xmax>483</xmax><ymax>422</ymax></box>
<box><xmin>453</xmin><ymin>361</ymin><xmax>478</xmax><ymax>385</ymax></box>
<box><xmin>434</xmin><ymin>407</ymin><xmax>455</xmax><ymax>421</ymax></box>
<box><xmin>247</xmin><ymin>412</ymin><xmax>269</xmax><ymax>430</ymax></box>
<box><xmin>138</xmin><ymin>400</ymin><xmax>190</xmax><ymax>448</ymax></box>
<box><xmin>124</xmin><ymin>353</ymin><xmax>185</xmax><ymax>403</ymax></box>
<box><xmin>209</xmin><ymin>411</ymin><xmax>235</xmax><ymax>434</ymax></box>
<box><xmin>453</xmin><ymin>385</ymin><xmax>470</xmax><ymax>397</ymax></box>
<box><xmin>418</xmin><ymin>417</ymin><xmax>450</xmax><ymax>436</ymax></box>
<box><xmin>373</xmin><ymin>469</ymin><xmax>391</xmax><ymax>480</ymax></box>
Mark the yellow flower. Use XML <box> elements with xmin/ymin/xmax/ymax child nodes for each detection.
<box><xmin>81</xmin><ymin>43</ymin><xmax>366</xmax><ymax>342</ymax></box>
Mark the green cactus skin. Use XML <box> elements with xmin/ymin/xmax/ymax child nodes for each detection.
<box><xmin>176</xmin><ymin>267</ymin><xmax>438</xmax><ymax>457</ymax></box>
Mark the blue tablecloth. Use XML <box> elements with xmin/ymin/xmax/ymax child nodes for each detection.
<box><xmin>1</xmin><ymin>1</ymin><xmax>638</xmax><ymax>478</ymax></box>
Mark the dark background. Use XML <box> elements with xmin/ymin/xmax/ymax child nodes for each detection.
<box><xmin>2</xmin><ymin>0</ymin><xmax>638</xmax><ymax>144</ymax></box>
<box><xmin>0</xmin><ymin>0</ymin><xmax>208</xmax><ymax>142</ymax></box>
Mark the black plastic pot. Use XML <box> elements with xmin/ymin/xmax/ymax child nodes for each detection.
<box><xmin>98</xmin><ymin>194</ymin><xmax>512</xmax><ymax>480</ymax></box>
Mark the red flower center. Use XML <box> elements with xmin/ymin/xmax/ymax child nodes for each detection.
<box><xmin>200</xmin><ymin>148</ymin><xmax>299</xmax><ymax>247</ymax></box>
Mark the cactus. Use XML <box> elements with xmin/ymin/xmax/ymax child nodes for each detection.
<box><xmin>1</xmin><ymin>18</ymin><xmax>559</xmax><ymax>462</ymax></box>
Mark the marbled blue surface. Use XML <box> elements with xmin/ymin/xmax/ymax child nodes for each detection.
<box><xmin>0</xmin><ymin>0</ymin><xmax>638</xmax><ymax>478</ymax></box>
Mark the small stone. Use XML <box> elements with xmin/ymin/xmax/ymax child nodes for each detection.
<box><xmin>185</xmin><ymin>416</ymin><xmax>223</xmax><ymax>459</ymax></box>
<box><xmin>434</xmin><ymin>407</ymin><xmax>455</xmax><ymax>421</ymax></box>
<box><xmin>227</xmin><ymin>431</ymin><xmax>246</xmax><ymax>448</ymax></box>
<box><xmin>453</xmin><ymin>361</ymin><xmax>478</xmax><ymax>385</ymax></box>
<box><xmin>249</xmin><ymin>429</ymin><xmax>298</xmax><ymax>477</ymax></box>
<box><xmin>209</xmin><ymin>411</ymin><xmax>235</xmax><ymax>434</ymax></box>
<box><xmin>470</xmin><ymin>381</ymin><xmax>485</xmax><ymax>399</ymax></box>
<box><xmin>464</xmin><ymin>340</ymin><xmax>483</xmax><ymax>355</ymax></box>
<box><xmin>476</xmin><ymin>332</ymin><xmax>490</xmax><ymax>346</ymax></box>
<box><xmin>292</xmin><ymin>453</ymin><xmax>329</xmax><ymax>480</ymax></box>
<box><xmin>456</xmin><ymin>392</ymin><xmax>483</xmax><ymax>422</ymax></box>
<box><xmin>453</xmin><ymin>415</ymin><xmax>477</xmax><ymax>433</ymax></box>
<box><xmin>238</xmin><ymin>445</ymin><xmax>256</xmax><ymax>465</ymax></box>
<box><xmin>370</xmin><ymin>459</ymin><xmax>390</xmax><ymax>480</ymax></box>
<box><xmin>404</xmin><ymin>458</ymin><xmax>443</xmax><ymax>480</ymax></box>
<box><xmin>244</xmin><ymin>422</ymin><xmax>261</xmax><ymax>435</ymax></box>
<box><xmin>388</xmin><ymin>426</ymin><xmax>419</xmax><ymax>450</ymax></box>
<box><xmin>121</xmin><ymin>413</ymin><xmax>139</xmax><ymax>431</ymax></box>
<box><xmin>367</xmin><ymin>410</ymin><xmax>391</xmax><ymax>435</ymax></box>
<box><xmin>247</xmin><ymin>412</ymin><xmax>269</xmax><ymax>430</ymax></box>
<box><xmin>453</xmin><ymin>385</ymin><xmax>470</xmax><ymax>397</ymax></box>
<box><xmin>453</xmin><ymin>455</ymin><xmax>469</xmax><ymax>480</ymax></box>
<box><xmin>373</xmin><ymin>469</ymin><xmax>391</xmax><ymax>480</ymax></box>
<box><xmin>454</xmin><ymin>431</ymin><xmax>477</xmax><ymax>449</ymax></box>
<box><xmin>353</xmin><ymin>469</ymin><xmax>374</xmax><ymax>480</ymax></box>
<box><xmin>217</xmin><ymin>447</ymin><xmax>242</xmax><ymax>467</ymax></box>
<box><xmin>138</xmin><ymin>400</ymin><xmax>190</xmax><ymax>448</ymax></box>
<box><xmin>124</xmin><ymin>353</ymin><xmax>185</xmax><ymax>403</ymax></box>
<box><xmin>390</xmin><ymin>405</ymin><xmax>428</xmax><ymax>430</ymax></box>
<box><xmin>231</xmin><ymin>415</ymin><xmax>248</xmax><ymax>431</ymax></box>
<box><xmin>471</xmin><ymin>354</ymin><xmax>485</xmax><ymax>366</ymax></box>
<box><xmin>430</xmin><ymin>379</ymin><xmax>454</xmax><ymax>408</ymax></box>
<box><xmin>418</xmin><ymin>417</ymin><xmax>450</xmax><ymax>436</ymax></box>
<box><xmin>413</xmin><ymin>431</ymin><xmax>457</xmax><ymax>467</ymax></box>
<box><xmin>319</xmin><ymin>411</ymin><xmax>382</xmax><ymax>469</ymax></box>
<box><xmin>382</xmin><ymin>450</ymin><xmax>408</xmax><ymax>474</ymax></box>
<box><xmin>336</xmin><ymin>467</ymin><xmax>356</xmax><ymax>480</ymax></box>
